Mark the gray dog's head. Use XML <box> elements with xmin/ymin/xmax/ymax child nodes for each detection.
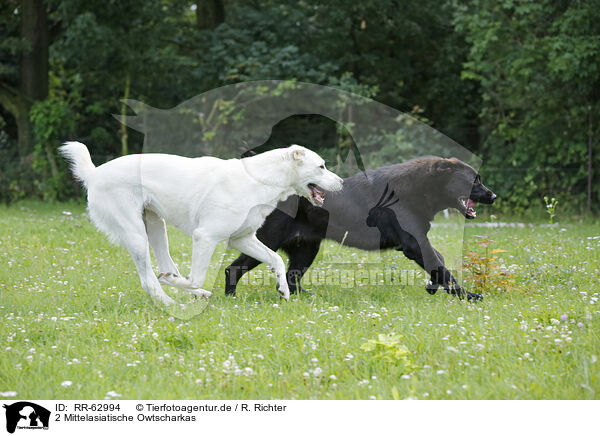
<box><xmin>430</xmin><ymin>157</ymin><xmax>496</xmax><ymax>219</ymax></box>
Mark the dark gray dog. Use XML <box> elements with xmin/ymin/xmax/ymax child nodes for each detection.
<box><xmin>225</xmin><ymin>156</ymin><xmax>496</xmax><ymax>300</ymax></box>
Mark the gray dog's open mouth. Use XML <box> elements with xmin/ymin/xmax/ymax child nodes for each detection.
<box><xmin>458</xmin><ymin>196</ymin><xmax>477</xmax><ymax>219</ymax></box>
<box><xmin>308</xmin><ymin>183</ymin><xmax>326</xmax><ymax>206</ymax></box>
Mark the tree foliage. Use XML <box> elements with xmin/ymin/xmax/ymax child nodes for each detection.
<box><xmin>0</xmin><ymin>0</ymin><xmax>598</xmax><ymax>212</ymax></box>
<box><xmin>453</xmin><ymin>0</ymin><xmax>600</xmax><ymax>213</ymax></box>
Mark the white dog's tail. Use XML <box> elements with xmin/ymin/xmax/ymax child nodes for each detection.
<box><xmin>59</xmin><ymin>141</ymin><xmax>96</xmax><ymax>188</ymax></box>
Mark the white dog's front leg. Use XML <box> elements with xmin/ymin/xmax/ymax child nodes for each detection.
<box><xmin>230</xmin><ymin>234</ymin><xmax>290</xmax><ymax>301</ymax></box>
<box><xmin>158</xmin><ymin>229</ymin><xmax>216</xmax><ymax>298</ymax></box>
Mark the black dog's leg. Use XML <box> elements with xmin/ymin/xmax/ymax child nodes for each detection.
<box><xmin>225</xmin><ymin>254</ymin><xmax>262</xmax><ymax>296</ymax></box>
<box><xmin>401</xmin><ymin>243</ymin><xmax>441</xmax><ymax>295</ymax></box>
<box><xmin>285</xmin><ymin>240</ymin><xmax>321</xmax><ymax>293</ymax></box>
<box><xmin>430</xmin><ymin>249</ymin><xmax>482</xmax><ymax>301</ymax></box>
<box><xmin>429</xmin><ymin>266</ymin><xmax>482</xmax><ymax>301</ymax></box>
<box><xmin>402</xmin><ymin>234</ymin><xmax>482</xmax><ymax>301</ymax></box>
<box><xmin>395</xmin><ymin>232</ymin><xmax>431</xmax><ymax>292</ymax></box>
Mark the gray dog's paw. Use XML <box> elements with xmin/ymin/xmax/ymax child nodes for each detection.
<box><xmin>466</xmin><ymin>292</ymin><xmax>483</xmax><ymax>302</ymax></box>
<box><xmin>425</xmin><ymin>285</ymin><xmax>438</xmax><ymax>295</ymax></box>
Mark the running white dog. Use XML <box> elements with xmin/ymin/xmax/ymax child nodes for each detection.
<box><xmin>60</xmin><ymin>142</ymin><xmax>343</xmax><ymax>306</ymax></box>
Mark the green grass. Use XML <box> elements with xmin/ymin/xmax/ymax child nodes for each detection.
<box><xmin>1</xmin><ymin>201</ymin><xmax>599</xmax><ymax>399</ymax></box>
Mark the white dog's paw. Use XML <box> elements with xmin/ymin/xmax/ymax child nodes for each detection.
<box><xmin>155</xmin><ymin>293</ymin><xmax>176</xmax><ymax>306</ymax></box>
<box><xmin>158</xmin><ymin>272</ymin><xmax>190</xmax><ymax>288</ymax></box>
<box><xmin>187</xmin><ymin>288</ymin><xmax>212</xmax><ymax>298</ymax></box>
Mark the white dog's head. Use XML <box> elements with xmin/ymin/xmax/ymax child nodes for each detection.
<box><xmin>287</xmin><ymin>144</ymin><xmax>344</xmax><ymax>206</ymax></box>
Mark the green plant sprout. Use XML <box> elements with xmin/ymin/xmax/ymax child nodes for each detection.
<box><xmin>543</xmin><ymin>196</ymin><xmax>558</xmax><ymax>224</ymax></box>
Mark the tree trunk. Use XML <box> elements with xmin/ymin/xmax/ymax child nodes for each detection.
<box><xmin>21</xmin><ymin>0</ymin><xmax>49</xmax><ymax>101</ymax></box>
<box><xmin>45</xmin><ymin>140</ymin><xmax>59</xmax><ymax>178</ymax></box>
<box><xmin>196</xmin><ymin>0</ymin><xmax>225</xmax><ymax>29</ymax></box>
<box><xmin>120</xmin><ymin>73</ymin><xmax>131</xmax><ymax>156</ymax></box>
<box><xmin>588</xmin><ymin>109</ymin><xmax>593</xmax><ymax>214</ymax></box>
<box><xmin>0</xmin><ymin>0</ymin><xmax>50</xmax><ymax>157</ymax></box>
<box><xmin>15</xmin><ymin>98</ymin><xmax>34</xmax><ymax>157</ymax></box>
<box><xmin>0</xmin><ymin>85</ymin><xmax>33</xmax><ymax>158</ymax></box>
<box><xmin>349</xmin><ymin>16</ymin><xmax>363</xmax><ymax>80</ymax></box>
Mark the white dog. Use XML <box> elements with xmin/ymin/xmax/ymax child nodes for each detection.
<box><xmin>60</xmin><ymin>142</ymin><xmax>343</xmax><ymax>306</ymax></box>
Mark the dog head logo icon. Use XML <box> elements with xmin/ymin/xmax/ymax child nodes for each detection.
<box><xmin>3</xmin><ymin>402</ymin><xmax>50</xmax><ymax>434</ymax></box>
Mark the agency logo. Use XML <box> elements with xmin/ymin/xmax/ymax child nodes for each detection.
<box><xmin>2</xmin><ymin>402</ymin><xmax>50</xmax><ymax>434</ymax></box>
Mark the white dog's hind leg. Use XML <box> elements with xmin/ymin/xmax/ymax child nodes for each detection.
<box><xmin>124</xmin><ymin>233</ymin><xmax>177</xmax><ymax>305</ymax></box>
<box><xmin>158</xmin><ymin>229</ymin><xmax>216</xmax><ymax>298</ymax></box>
<box><xmin>144</xmin><ymin>209</ymin><xmax>181</xmax><ymax>276</ymax></box>
<box><xmin>229</xmin><ymin>234</ymin><xmax>290</xmax><ymax>301</ymax></box>
<box><xmin>88</xmin><ymin>196</ymin><xmax>175</xmax><ymax>306</ymax></box>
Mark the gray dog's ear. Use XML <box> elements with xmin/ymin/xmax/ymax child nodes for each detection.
<box><xmin>433</xmin><ymin>158</ymin><xmax>457</xmax><ymax>172</ymax></box>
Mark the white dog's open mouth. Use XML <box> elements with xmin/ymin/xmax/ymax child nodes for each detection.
<box><xmin>458</xmin><ymin>196</ymin><xmax>477</xmax><ymax>219</ymax></box>
<box><xmin>308</xmin><ymin>183</ymin><xmax>326</xmax><ymax>206</ymax></box>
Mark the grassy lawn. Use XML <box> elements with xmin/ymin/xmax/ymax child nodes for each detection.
<box><xmin>1</xmin><ymin>201</ymin><xmax>599</xmax><ymax>399</ymax></box>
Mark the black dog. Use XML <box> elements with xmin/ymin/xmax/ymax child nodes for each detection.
<box><xmin>225</xmin><ymin>156</ymin><xmax>496</xmax><ymax>300</ymax></box>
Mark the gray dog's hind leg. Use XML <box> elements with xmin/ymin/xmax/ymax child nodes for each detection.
<box><xmin>225</xmin><ymin>254</ymin><xmax>262</xmax><ymax>296</ymax></box>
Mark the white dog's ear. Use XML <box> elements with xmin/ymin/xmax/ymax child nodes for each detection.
<box><xmin>292</xmin><ymin>148</ymin><xmax>305</xmax><ymax>161</ymax></box>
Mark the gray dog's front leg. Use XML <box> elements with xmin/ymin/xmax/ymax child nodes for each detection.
<box><xmin>414</xmin><ymin>237</ymin><xmax>482</xmax><ymax>301</ymax></box>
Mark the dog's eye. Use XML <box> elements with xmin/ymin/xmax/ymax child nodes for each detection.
<box><xmin>319</xmin><ymin>164</ymin><xmax>325</xmax><ymax>169</ymax></box>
